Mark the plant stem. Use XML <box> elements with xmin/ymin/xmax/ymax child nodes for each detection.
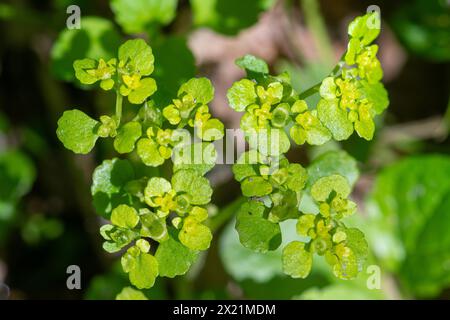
<box><xmin>298</xmin><ymin>52</ymin><xmax>346</xmax><ymax>100</ymax></box>
<box><xmin>300</xmin><ymin>0</ymin><xmax>334</xmax><ymax>67</ymax></box>
<box><xmin>207</xmin><ymin>197</ymin><xmax>247</xmax><ymax>232</ymax></box>
<box><xmin>298</xmin><ymin>82</ymin><xmax>321</xmax><ymax>100</ymax></box>
<box><xmin>115</xmin><ymin>92</ymin><xmax>123</xmax><ymax>125</ymax></box>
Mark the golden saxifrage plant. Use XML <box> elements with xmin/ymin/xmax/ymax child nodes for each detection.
<box><xmin>56</xmin><ymin>12</ymin><xmax>388</xmax><ymax>293</ymax></box>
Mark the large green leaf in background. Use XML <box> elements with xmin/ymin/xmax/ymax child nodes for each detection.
<box><xmin>190</xmin><ymin>0</ymin><xmax>275</xmax><ymax>35</ymax></box>
<box><xmin>51</xmin><ymin>17</ymin><xmax>121</xmax><ymax>82</ymax></box>
<box><xmin>152</xmin><ymin>36</ymin><xmax>196</xmax><ymax>106</ymax></box>
<box><xmin>367</xmin><ymin>155</ymin><xmax>450</xmax><ymax>297</ymax></box>
<box><xmin>110</xmin><ymin>0</ymin><xmax>178</xmax><ymax>34</ymax></box>
<box><xmin>0</xmin><ymin>149</ymin><xmax>35</xmax><ymax>243</ymax></box>
<box><xmin>391</xmin><ymin>0</ymin><xmax>450</xmax><ymax>61</ymax></box>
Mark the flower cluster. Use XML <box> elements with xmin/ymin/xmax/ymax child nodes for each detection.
<box><xmin>57</xmin><ymin>39</ymin><xmax>223</xmax><ymax>290</ymax></box>
<box><xmin>228</xmin><ymin>12</ymin><xmax>387</xmax><ymax>280</ymax></box>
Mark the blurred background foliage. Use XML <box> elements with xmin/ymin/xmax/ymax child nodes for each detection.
<box><xmin>0</xmin><ymin>0</ymin><xmax>449</xmax><ymax>300</ymax></box>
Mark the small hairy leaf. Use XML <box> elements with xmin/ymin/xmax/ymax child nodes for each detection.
<box><xmin>56</xmin><ymin>109</ymin><xmax>99</xmax><ymax>154</ymax></box>
<box><xmin>116</xmin><ymin>287</ymin><xmax>148</xmax><ymax>300</ymax></box>
<box><xmin>111</xmin><ymin>204</ymin><xmax>139</xmax><ymax>229</ymax></box>
<box><xmin>282</xmin><ymin>241</ymin><xmax>312</xmax><ymax>279</ymax></box>
<box><xmin>114</xmin><ymin>121</ymin><xmax>142</xmax><ymax>154</ymax></box>
<box><xmin>179</xmin><ymin>216</ymin><xmax>212</xmax><ymax>251</ymax></box>
<box><xmin>235</xmin><ymin>201</ymin><xmax>281</xmax><ymax>252</ymax></box>
<box><xmin>155</xmin><ymin>228</ymin><xmax>199</xmax><ymax>277</ymax></box>
<box><xmin>118</xmin><ymin>39</ymin><xmax>155</xmax><ymax>76</ymax></box>
<box><xmin>172</xmin><ymin>170</ymin><xmax>212</xmax><ymax>205</ymax></box>
<box><xmin>236</xmin><ymin>54</ymin><xmax>269</xmax><ymax>75</ymax></box>
<box><xmin>178</xmin><ymin>77</ymin><xmax>214</xmax><ymax>104</ymax></box>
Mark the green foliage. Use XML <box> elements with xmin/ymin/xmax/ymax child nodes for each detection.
<box><xmin>391</xmin><ymin>0</ymin><xmax>450</xmax><ymax>62</ymax></box>
<box><xmin>235</xmin><ymin>201</ymin><xmax>281</xmax><ymax>252</ymax></box>
<box><xmin>116</xmin><ymin>287</ymin><xmax>148</xmax><ymax>300</ymax></box>
<box><xmin>0</xmin><ymin>149</ymin><xmax>36</xmax><ymax>239</ymax></box>
<box><xmin>51</xmin><ymin>17</ymin><xmax>121</xmax><ymax>82</ymax></box>
<box><xmin>56</xmin><ymin>39</ymin><xmax>223</xmax><ymax>291</ymax></box>
<box><xmin>56</xmin><ymin>109</ymin><xmax>99</xmax><ymax>154</ymax></box>
<box><xmin>228</xmin><ymin>13</ymin><xmax>388</xmax><ymax>281</ymax></box>
<box><xmin>366</xmin><ymin>155</ymin><xmax>450</xmax><ymax>297</ymax></box>
<box><xmin>190</xmin><ymin>0</ymin><xmax>275</xmax><ymax>35</ymax></box>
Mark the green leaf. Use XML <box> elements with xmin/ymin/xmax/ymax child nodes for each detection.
<box><xmin>140</xmin><ymin>211</ymin><xmax>168</xmax><ymax>241</ymax></box>
<box><xmin>145</xmin><ymin>177</ymin><xmax>172</xmax><ymax>201</ymax></box>
<box><xmin>235</xmin><ymin>201</ymin><xmax>281</xmax><ymax>252</ymax></box>
<box><xmin>178</xmin><ymin>77</ymin><xmax>214</xmax><ymax>104</ymax></box>
<box><xmin>101</xmin><ymin>224</ymin><xmax>137</xmax><ymax>252</ymax></box>
<box><xmin>127</xmin><ymin>77</ymin><xmax>157</xmax><ymax>104</ymax></box>
<box><xmin>227</xmin><ymin>79</ymin><xmax>257</xmax><ymax>112</ymax></box>
<box><xmin>311</xmin><ymin>175</ymin><xmax>351</xmax><ymax>202</ymax></box>
<box><xmin>152</xmin><ymin>36</ymin><xmax>196</xmax><ymax>106</ymax></box>
<box><xmin>366</xmin><ymin>155</ymin><xmax>450</xmax><ymax>297</ymax></box>
<box><xmin>306</xmin><ymin>150</ymin><xmax>359</xmax><ymax>189</ymax></box>
<box><xmin>235</xmin><ymin>54</ymin><xmax>269</xmax><ymax>75</ymax></box>
<box><xmin>360</xmin><ymin>80</ymin><xmax>389</xmax><ymax>114</ymax></box>
<box><xmin>111</xmin><ymin>0</ymin><xmax>178</xmax><ymax>34</ymax></box>
<box><xmin>56</xmin><ymin>109</ymin><xmax>99</xmax><ymax>154</ymax></box>
<box><xmin>155</xmin><ymin>228</ymin><xmax>199</xmax><ymax>277</ymax></box>
<box><xmin>282</xmin><ymin>241</ymin><xmax>312</xmax><ymax>279</ymax></box>
<box><xmin>172</xmin><ymin>170</ymin><xmax>212</xmax><ymax>205</ymax></box>
<box><xmin>190</xmin><ymin>0</ymin><xmax>275</xmax><ymax>35</ymax></box>
<box><xmin>179</xmin><ymin>216</ymin><xmax>212</xmax><ymax>251</ymax></box>
<box><xmin>317</xmin><ymin>99</ymin><xmax>353</xmax><ymax>141</ymax></box>
<box><xmin>114</xmin><ymin>121</ymin><xmax>142</xmax><ymax>154</ymax></box>
<box><xmin>73</xmin><ymin>58</ymin><xmax>97</xmax><ymax>84</ymax></box>
<box><xmin>118</xmin><ymin>39</ymin><xmax>155</xmax><ymax>76</ymax></box>
<box><xmin>286</xmin><ymin>163</ymin><xmax>307</xmax><ymax>192</ymax></box>
<box><xmin>91</xmin><ymin>158</ymin><xmax>135</xmax><ymax>218</ymax></box>
<box><xmin>116</xmin><ymin>287</ymin><xmax>148</xmax><ymax>300</ymax></box>
<box><xmin>199</xmin><ymin>118</ymin><xmax>224</xmax><ymax>141</ymax></box>
<box><xmin>348</xmin><ymin>12</ymin><xmax>380</xmax><ymax>45</ymax></box>
<box><xmin>232</xmin><ymin>150</ymin><xmax>261</xmax><ymax>182</ymax></box>
<box><xmin>331</xmin><ymin>228</ymin><xmax>368</xmax><ymax>280</ymax></box>
<box><xmin>136</xmin><ymin>138</ymin><xmax>165</xmax><ymax>167</ymax></box>
<box><xmin>319</xmin><ymin>77</ymin><xmax>337</xmax><ymax>99</ymax></box>
<box><xmin>354</xmin><ymin>108</ymin><xmax>375</xmax><ymax>140</ymax></box>
<box><xmin>173</xmin><ymin>142</ymin><xmax>217</xmax><ymax>176</ymax></box>
<box><xmin>241</xmin><ymin>176</ymin><xmax>272</xmax><ymax>197</ymax></box>
<box><xmin>391</xmin><ymin>0</ymin><xmax>450</xmax><ymax>62</ymax></box>
<box><xmin>111</xmin><ymin>204</ymin><xmax>139</xmax><ymax>229</ymax></box>
<box><xmin>247</xmin><ymin>128</ymin><xmax>290</xmax><ymax>156</ymax></box>
<box><xmin>51</xmin><ymin>17</ymin><xmax>121</xmax><ymax>82</ymax></box>
<box><xmin>123</xmin><ymin>250</ymin><xmax>159</xmax><ymax>289</ymax></box>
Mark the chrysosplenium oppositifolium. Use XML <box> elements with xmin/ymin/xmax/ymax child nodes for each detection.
<box><xmin>228</xmin><ymin>12</ymin><xmax>387</xmax><ymax>280</ymax></box>
<box><xmin>57</xmin><ymin>38</ymin><xmax>224</xmax><ymax>289</ymax></box>
<box><xmin>56</xmin><ymin>11</ymin><xmax>388</xmax><ymax>292</ymax></box>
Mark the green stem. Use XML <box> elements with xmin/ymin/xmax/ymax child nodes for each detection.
<box><xmin>298</xmin><ymin>82</ymin><xmax>321</xmax><ymax>100</ymax></box>
<box><xmin>207</xmin><ymin>197</ymin><xmax>247</xmax><ymax>232</ymax></box>
<box><xmin>115</xmin><ymin>92</ymin><xmax>123</xmax><ymax>125</ymax></box>
<box><xmin>298</xmin><ymin>52</ymin><xmax>347</xmax><ymax>100</ymax></box>
<box><xmin>300</xmin><ymin>0</ymin><xmax>334</xmax><ymax>67</ymax></box>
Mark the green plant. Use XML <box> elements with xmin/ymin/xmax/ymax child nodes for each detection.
<box><xmin>228</xmin><ymin>12</ymin><xmax>388</xmax><ymax>280</ymax></box>
<box><xmin>56</xmin><ymin>11</ymin><xmax>389</xmax><ymax>293</ymax></box>
<box><xmin>56</xmin><ymin>38</ymin><xmax>224</xmax><ymax>290</ymax></box>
